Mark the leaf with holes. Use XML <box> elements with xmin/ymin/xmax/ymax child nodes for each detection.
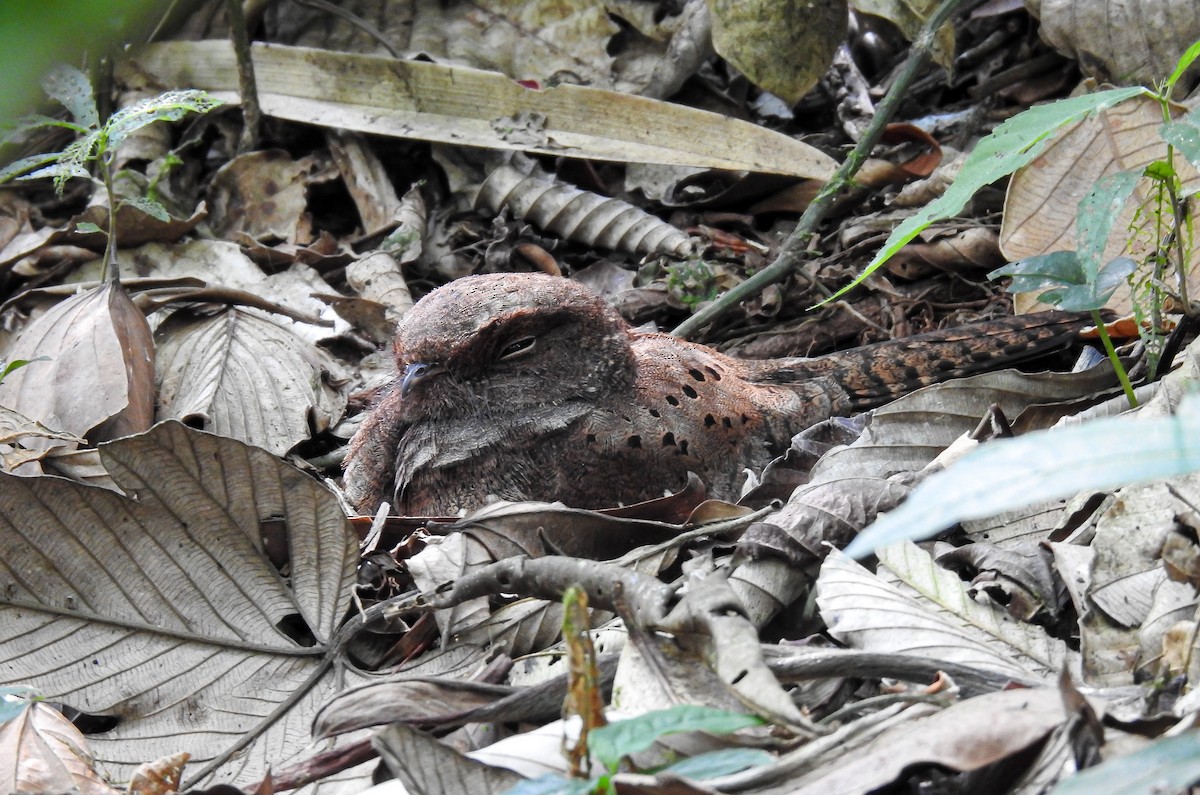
<box><xmin>0</xmin><ymin>422</ymin><xmax>359</xmax><ymax>788</ymax></box>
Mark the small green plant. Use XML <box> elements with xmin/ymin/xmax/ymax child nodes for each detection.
<box><xmin>665</xmin><ymin>259</ymin><xmax>722</xmax><ymax>309</ymax></box>
<box><xmin>0</xmin><ymin>64</ymin><xmax>222</xmax><ymax>279</ymax></box>
<box><xmin>828</xmin><ymin>39</ymin><xmax>1200</xmax><ymax>409</ymax></box>
<box><xmin>502</xmin><ymin>704</ymin><xmax>771</xmax><ymax>795</ymax></box>
<box><xmin>989</xmin><ymin>41</ymin><xmax>1200</xmax><ymax>407</ymax></box>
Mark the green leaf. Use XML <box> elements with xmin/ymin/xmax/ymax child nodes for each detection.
<box><xmin>104</xmin><ymin>90</ymin><xmax>224</xmax><ymax>150</ymax></box>
<box><xmin>1</xmin><ymin>113</ymin><xmax>88</xmax><ymax>145</ymax></box>
<box><xmin>661</xmin><ymin>748</ymin><xmax>774</xmax><ymax>780</ymax></box>
<box><xmin>588</xmin><ymin>706</ymin><xmax>763</xmax><ymax>770</ymax></box>
<box><xmin>498</xmin><ymin>774</ymin><xmax>597</xmax><ymax>795</ymax></box>
<box><xmin>1076</xmin><ymin>170</ymin><xmax>1142</xmax><ymax>280</ymax></box>
<box><xmin>1164</xmin><ymin>39</ymin><xmax>1200</xmax><ymax>98</ymax></box>
<box><xmin>1143</xmin><ymin>159</ymin><xmax>1176</xmax><ymax>182</ymax></box>
<box><xmin>46</xmin><ymin>132</ymin><xmax>101</xmax><ymax>193</ymax></box>
<box><xmin>121</xmin><ymin>195</ymin><xmax>171</xmax><ymax>222</ymax></box>
<box><xmin>825</xmin><ymin>86</ymin><xmax>1147</xmax><ymax>304</ymax></box>
<box><xmin>41</xmin><ymin>63</ymin><xmax>98</xmax><ymax>128</ymax></box>
<box><xmin>990</xmin><ymin>250</ymin><xmax>1085</xmax><ymax>292</ymax></box>
<box><xmin>73</xmin><ymin>222</ymin><xmax>104</xmax><ymax>234</ymax></box>
<box><xmin>0</xmin><ymin>357</ymin><xmax>49</xmax><ymax>383</ymax></box>
<box><xmin>1161</xmin><ymin>110</ymin><xmax>1200</xmax><ymax>169</ymax></box>
<box><xmin>17</xmin><ymin>162</ymin><xmax>90</xmax><ymax>183</ymax></box>
<box><xmin>0</xmin><ymin>151</ymin><xmax>65</xmax><ymax>184</ymax></box>
<box><xmin>843</xmin><ymin>394</ymin><xmax>1200</xmax><ymax>558</ymax></box>
<box><xmin>1051</xmin><ymin>730</ymin><xmax>1200</xmax><ymax>795</ymax></box>
<box><xmin>1048</xmin><ymin>256</ymin><xmax>1134</xmax><ymax>311</ymax></box>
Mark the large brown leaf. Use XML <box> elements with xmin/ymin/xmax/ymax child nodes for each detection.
<box><xmin>0</xmin><ymin>422</ymin><xmax>359</xmax><ymax>787</ymax></box>
<box><xmin>0</xmin><ymin>281</ymin><xmax>155</xmax><ymax>445</ymax></box>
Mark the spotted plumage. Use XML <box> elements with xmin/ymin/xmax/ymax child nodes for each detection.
<box><xmin>345</xmin><ymin>274</ymin><xmax>1088</xmax><ymax>515</ymax></box>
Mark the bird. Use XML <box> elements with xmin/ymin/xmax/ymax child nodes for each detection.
<box><xmin>344</xmin><ymin>273</ymin><xmax>1089</xmax><ymax>516</ymax></box>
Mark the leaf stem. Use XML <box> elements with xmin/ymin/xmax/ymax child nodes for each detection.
<box><xmin>1092</xmin><ymin>309</ymin><xmax>1137</xmax><ymax>408</ymax></box>
<box><xmin>99</xmin><ymin>149</ymin><xmax>120</xmax><ymax>283</ymax></box>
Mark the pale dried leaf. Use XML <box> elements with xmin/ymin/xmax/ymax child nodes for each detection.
<box><xmin>122</xmin><ymin>240</ymin><xmax>347</xmax><ymax>347</ymax></box>
<box><xmin>126</xmin><ymin>752</ymin><xmax>189</xmax><ymax>795</ymax></box>
<box><xmin>315</xmin><ymin>679</ymin><xmax>514</xmax><ymax>739</ymax></box>
<box><xmin>0</xmin><ymin>281</ymin><xmax>154</xmax><ymax>444</ymax></box>
<box><xmin>1035</xmin><ymin>0</ymin><xmax>1200</xmax><ymax>87</ymax></box>
<box><xmin>0</xmin><ymin>697</ymin><xmax>119</xmax><ymax>795</ymax></box>
<box><xmin>0</xmin><ymin>404</ymin><xmax>83</xmax><ymax>447</ymax></box>
<box><xmin>120</xmin><ymin>42</ymin><xmax>838</xmax><ymax>179</ymax></box>
<box><xmin>373</xmin><ymin>722</ymin><xmax>524</xmax><ymax>795</ymax></box>
<box><xmin>345</xmin><ymin>251</ymin><xmax>414</xmax><ymax>318</ymax></box>
<box><xmin>0</xmin><ymin>422</ymin><xmax>359</xmax><ymax>786</ymax></box>
<box><xmin>155</xmin><ymin>307</ymin><xmax>346</xmax><ymax>456</ymax></box>
<box><xmin>817</xmin><ymin>544</ymin><xmax>1066</xmax><ymax>681</ymax></box>
<box><xmin>443</xmin><ymin>499</ymin><xmax>695</xmax><ymax>561</ymax></box>
<box><xmin>327</xmin><ymin>130</ymin><xmax>404</xmax><ymax>236</ymax></box>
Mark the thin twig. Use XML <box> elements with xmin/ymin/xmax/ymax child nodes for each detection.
<box><xmin>672</xmin><ymin>0</ymin><xmax>967</xmax><ymax>340</ymax></box>
<box><xmin>225</xmin><ymin>0</ymin><xmax>261</xmax><ymax>152</ymax></box>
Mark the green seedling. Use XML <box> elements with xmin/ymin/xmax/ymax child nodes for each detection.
<box><xmin>502</xmin><ymin>704</ymin><xmax>770</xmax><ymax>795</ymax></box>
<box><xmin>0</xmin><ymin>63</ymin><xmax>222</xmax><ymax>279</ymax></box>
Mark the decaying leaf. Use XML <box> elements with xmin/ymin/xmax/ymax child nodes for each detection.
<box><xmin>0</xmin><ymin>280</ymin><xmax>154</xmax><ymax>447</ymax></box>
<box><xmin>0</xmin><ymin>422</ymin><xmax>360</xmax><ymax>787</ymax></box>
<box><xmin>0</xmin><ymin>693</ymin><xmax>119</xmax><ymax>795</ymax></box>
<box><xmin>1032</xmin><ymin>0</ymin><xmax>1200</xmax><ymax>88</ymax></box>
<box><xmin>709</xmin><ymin>0</ymin><xmax>848</xmax><ymax>104</ymax></box>
<box><xmin>155</xmin><ymin>307</ymin><xmax>346</xmax><ymax>456</ymax></box>
<box><xmin>120</xmin><ymin>41</ymin><xmax>839</xmax><ymax>179</ymax></box>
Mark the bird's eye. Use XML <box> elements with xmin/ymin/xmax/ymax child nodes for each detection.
<box><xmin>498</xmin><ymin>336</ymin><xmax>537</xmax><ymax>360</ymax></box>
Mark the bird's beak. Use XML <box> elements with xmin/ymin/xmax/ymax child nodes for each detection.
<box><xmin>400</xmin><ymin>362</ymin><xmax>441</xmax><ymax>396</ymax></box>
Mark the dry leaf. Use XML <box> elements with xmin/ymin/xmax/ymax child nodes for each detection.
<box><xmin>0</xmin><ymin>422</ymin><xmax>360</xmax><ymax>787</ymax></box>
<box><xmin>120</xmin><ymin>41</ymin><xmax>838</xmax><ymax>180</ymax></box>
<box><xmin>0</xmin><ymin>694</ymin><xmax>120</xmax><ymax>795</ymax></box>
<box><xmin>207</xmin><ymin>150</ymin><xmax>322</xmax><ymax>243</ymax></box>
<box><xmin>709</xmin><ymin>0</ymin><xmax>847</xmax><ymax>104</ymax></box>
<box><xmin>1033</xmin><ymin>0</ymin><xmax>1200</xmax><ymax>88</ymax></box>
<box><xmin>0</xmin><ymin>280</ymin><xmax>155</xmax><ymax>446</ymax></box>
<box><xmin>1000</xmin><ymin>92</ymin><xmax>1200</xmax><ymax>315</ymax></box>
<box><xmin>155</xmin><ymin>307</ymin><xmax>347</xmax><ymax>456</ymax></box>
<box><xmin>126</xmin><ymin>752</ymin><xmax>190</xmax><ymax>795</ymax></box>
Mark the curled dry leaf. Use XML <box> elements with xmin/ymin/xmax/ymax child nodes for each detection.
<box><xmin>817</xmin><ymin>544</ymin><xmax>1067</xmax><ymax>682</ymax></box>
<box><xmin>476</xmin><ymin>164</ymin><xmax>697</xmax><ymax>258</ymax></box>
<box><xmin>326</xmin><ymin>130</ymin><xmax>404</xmax><ymax>236</ymax></box>
<box><xmin>0</xmin><ymin>280</ymin><xmax>154</xmax><ymax>447</ymax></box>
<box><xmin>0</xmin><ymin>694</ymin><xmax>119</xmax><ymax>795</ymax></box>
<box><xmin>372</xmin><ymin>722</ymin><xmax>523</xmax><ymax>794</ymax></box>
<box><xmin>783</xmin><ymin>688</ymin><xmax>1066</xmax><ymax>794</ymax></box>
<box><xmin>155</xmin><ymin>307</ymin><xmax>347</xmax><ymax>456</ymax></box>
